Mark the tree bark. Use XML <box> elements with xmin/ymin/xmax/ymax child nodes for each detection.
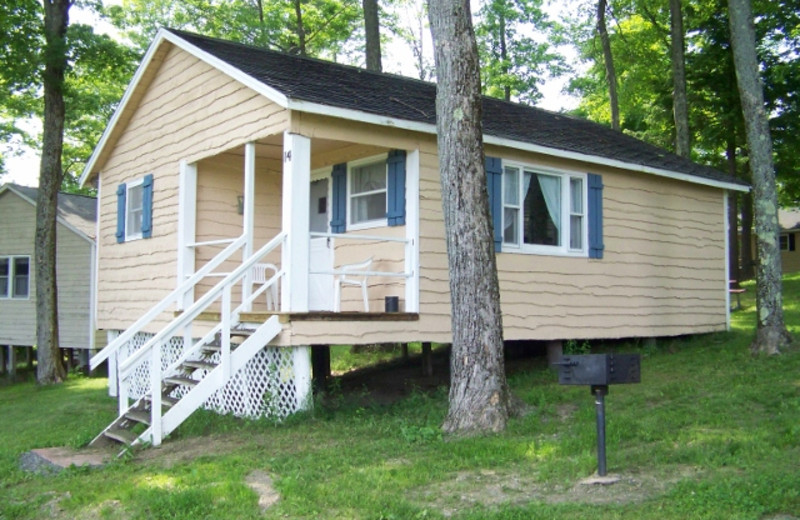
<box><xmin>741</xmin><ymin>190</ymin><xmax>755</xmax><ymax>279</ymax></box>
<box><xmin>726</xmin><ymin>138</ymin><xmax>740</xmax><ymax>282</ymax></box>
<box><xmin>428</xmin><ymin>0</ymin><xmax>512</xmax><ymax>435</ymax></box>
<box><xmin>669</xmin><ymin>0</ymin><xmax>690</xmax><ymax>157</ymax></box>
<box><xmin>597</xmin><ymin>0</ymin><xmax>620</xmax><ymax>131</ymax></box>
<box><xmin>499</xmin><ymin>10</ymin><xmax>510</xmax><ymax>102</ymax></box>
<box><xmin>363</xmin><ymin>0</ymin><xmax>382</xmax><ymax>72</ymax></box>
<box><xmin>36</xmin><ymin>0</ymin><xmax>71</xmax><ymax>384</ymax></box>
<box><xmin>727</xmin><ymin>0</ymin><xmax>792</xmax><ymax>354</ymax></box>
<box><xmin>292</xmin><ymin>0</ymin><xmax>307</xmax><ymax>55</ymax></box>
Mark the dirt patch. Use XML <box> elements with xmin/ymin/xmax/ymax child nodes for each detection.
<box><xmin>412</xmin><ymin>465</ymin><xmax>702</xmax><ymax>517</ymax></box>
<box><xmin>246</xmin><ymin>469</ymin><xmax>280</xmax><ymax>511</ymax></box>
<box><xmin>135</xmin><ymin>432</ymin><xmax>250</xmax><ymax>468</ymax></box>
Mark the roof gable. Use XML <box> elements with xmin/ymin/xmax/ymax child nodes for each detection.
<box><xmin>81</xmin><ymin>28</ymin><xmax>749</xmax><ymax>192</ymax></box>
<box><xmin>0</xmin><ymin>183</ymin><xmax>97</xmax><ymax>240</ymax></box>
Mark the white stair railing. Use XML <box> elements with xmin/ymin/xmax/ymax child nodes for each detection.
<box><xmin>95</xmin><ymin>232</ymin><xmax>286</xmax><ymax>446</ymax></box>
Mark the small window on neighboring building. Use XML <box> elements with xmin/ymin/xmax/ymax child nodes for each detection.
<box><xmin>0</xmin><ymin>256</ymin><xmax>30</xmax><ymax>299</ymax></box>
<box><xmin>780</xmin><ymin>234</ymin><xmax>789</xmax><ymax>251</ymax></box>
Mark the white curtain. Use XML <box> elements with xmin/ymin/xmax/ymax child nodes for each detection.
<box><xmin>537</xmin><ymin>174</ymin><xmax>561</xmax><ymax>234</ymax></box>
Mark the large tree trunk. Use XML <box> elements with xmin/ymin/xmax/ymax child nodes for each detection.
<box><xmin>727</xmin><ymin>0</ymin><xmax>791</xmax><ymax>354</ymax></box>
<box><xmin>597</xmin><ymin>0</ymin><xmax>620</xmax><ymax>131</ymax></box>
<box><xmin>428</xmin><ymin>0</ymin><xmax>512</xmax><ymax>435</ymax></box>
<box><xmin>363</xmin><ymin>0</ymin><xmax>382</xmax><ymax>72</ymax></box>
<box><xmin>670</xmin><ymin>0</ymin><xmax>690</xmax><ymax>157</ymax></box>
<box><xmin>36</xmin><ymin>0</ymin><xmax>71</xmax><ymax>384</ymax></box>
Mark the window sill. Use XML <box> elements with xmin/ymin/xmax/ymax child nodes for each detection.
<box><xmin>347</xmin><ymin>219</ymin><xmax>389</xmax><ymax>232</ymax></box>
<box><xmin>500</xmin><ymin>245</ymin><xmax>587</xmax><ymax>258</ymax></box>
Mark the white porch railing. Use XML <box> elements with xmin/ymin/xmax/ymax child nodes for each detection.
<box><xmin>308</xmin><ymin>231</ymin><xmax>413</xmax><ymax>279</ymax></box>
<box><xmin>89</xmin><ymin>232</ymin><xmax>286</xmax><ymax>446</ymax></box>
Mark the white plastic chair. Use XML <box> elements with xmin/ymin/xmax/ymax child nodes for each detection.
<box><xmin>333</xmin><ymin>257</ymin><xmax>373</xmax><ymax>312</ymax></box>
<box><xmin>252</xmin><ymin>263</ymin><xmax>279</xmax><ymax>311</ymax></box>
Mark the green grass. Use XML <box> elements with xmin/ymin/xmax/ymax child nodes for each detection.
<box><xmin>1</xmin><ymin>275</ymin><xmax>800</xmax><ymax>519</ymax></box>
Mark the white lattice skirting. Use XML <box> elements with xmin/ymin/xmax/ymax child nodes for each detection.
<box><xmin>118</xmin><ymin>332</ymin><xmax>304</xmax><ymax>419</ymax></box>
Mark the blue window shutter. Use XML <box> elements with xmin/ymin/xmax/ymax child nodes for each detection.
<box><xmin>116</xmin><ymin>184</ymin><xmax>126</xmax><ymax>243</ymax></box>
<box><xmin>387</xmin><ymin>150</ymin><xmax>406</xmax><ymax>226</ymax></box>
<box><xmin>330</xmin><ymin>163</ymin><xmax>347</xmax><ymax>233</ymax></box>
<box><xmin>142</xmin><ymin>174</ymin><xmax>154</xmax><ymax>239</ymax></box>
<box><xmin>588</xmin><ymin>173</ymin><xmax>604</xmax><ymax>259</ymax></box>
<box><xmin>485</xmin><ymin>156</ymin><xmax>503</xmax><ymax>253</ymax></box>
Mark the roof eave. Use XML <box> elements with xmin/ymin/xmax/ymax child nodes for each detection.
<box><xmin>288</xmin><ymin>99</ymin><xmax>750</xmax><ymax>193</ymax></box>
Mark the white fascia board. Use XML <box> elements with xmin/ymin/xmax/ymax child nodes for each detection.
<box><xmin>78</xmin><ymin>28</ymin><xmax>291</xmax><ymax>187</ymax></box>
<box><xmin>1</xmin><ymin>185</ymin><xmax>95</xmax><ymax>244</ymax></box>
<box><xmin>287</xmin><ymin>99</ymin><xmax>749</xmax><ymax>193</ymax></box>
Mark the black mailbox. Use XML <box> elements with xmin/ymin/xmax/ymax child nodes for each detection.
<box><xmin>557</xmin><ymin>353</ymin><xmax>640</xmax><ymax>386</ymax></box>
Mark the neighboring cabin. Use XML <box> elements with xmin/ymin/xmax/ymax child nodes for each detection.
<box><xmin>777</xmin><ymin>209</ymin><xmax>800</xmax><ymax>273</ymax></box>
<box><xmin>80</xmin><ymin>29</ymin><xmax>749</xmax><ymax>448</ymax></box>
<box><xmin>0</xmin><ymin>183</ymin><xmax>100</xmax><ymax>374</ymax></box>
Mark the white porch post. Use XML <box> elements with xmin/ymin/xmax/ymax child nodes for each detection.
<box><xmin>293</xmin><ymin>346</ymin><xmax>312</xmax><ymax>410</ymax></box>
<box><xmin>405</xmin><ymin>150</ymin><xmax>421</xmax><ymax>313</ymax></box>
<box><xmin>242</xmin><ymin>142</ymin><xmax>257</xmax><ymax>310</ymax></box>
<box><xmin>176</xmin><ymin>160</ymin><xmax>197</xmax><ymax>311</ymax></box>
<box><xmin>281</xmin><ymin>132</ymin><xmax>311</xmax><ymax>313</ymax></box>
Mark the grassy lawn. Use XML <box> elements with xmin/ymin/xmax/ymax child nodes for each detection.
<box><xmin>1</xmin><ymin>274</ymin><xmax>799</xmax><ymax>519</ymax></box>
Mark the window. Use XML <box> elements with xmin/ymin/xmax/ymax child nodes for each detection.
<box><xmin>126</xmin><ymin>178</ymin><xmax>144</xmax><ymax>240</ymax></box>
<box><xmin>780</xmin><ymin>235</ymin><xmax>789</xmax><ymax>251</ymax></box>
<box><xmin>117</xmin><ymin>174</ymin><xmax>153</xmax><ymax>243</ymax></box>
<box><xmin>0</xmin><ymin>256</ymin><xmax>30</xmax><ymax>299</ymax></box>
<box><xmin>349</xmin><ymin>159</ymin><xmax>387</xmax><ymax>227</ymax></box>
<box><xmin>501</xmin><ymin>163</ymin><xmax>587</xmax><ymax>255</ymax></box>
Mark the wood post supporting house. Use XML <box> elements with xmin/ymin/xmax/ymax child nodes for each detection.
<box><xmin>546</xmin><ymin>340</ymin><xmax>563</xmax><ymax>368</ymax></box>
<box><xmin>293</xmin><ymin>346</ymin><xmax>312</xmax><ymax>409</ymax></box>
<box><xmin>421</xmin><ymin>342</ymin><xmax>434</xmax><ymax>377</ymax></box>
<box><xmin>26</xmin><ymin>347</ymin><xmax>33</xmax><ymax>369</ymax></box>
<box><xmin>0</xmin><ymin>346</ymin><xmax>5</xmax><ymax>375</ymax></box>
<box><xmin>311</xmin><ymin>345</ymin><xmax>331</xmax><ymax>393</ymax></box>
<box><xmin>6</xmin><ymin>345</ymin><xmax>16</xmax><ymax>378</ymax></box>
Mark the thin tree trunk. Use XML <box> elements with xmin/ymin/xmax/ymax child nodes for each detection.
<box><xmin>741</xmin><ymin>189</ymin><xmax>755</xmax><ymax>279</ymax></box>
<box><xmin>670</xmin><ymin>0</ymin><xmax>690</xmax><ymax>157</ymax></box>
<box><xmin>428</xmin><ymin>0</ymin><xmax>512</xmax><ymax>435</ymax></box>
<box><xmin>727</xmin><ymin>0</ymin><xmax>791</xmax><ymax>354</ymax></box>
<box><xmin>726</xmin><ymin>137</ymin><xmax>740</xmax><ymax>283</ymax></box>
<box><xmin>293</xmin><ymin>0</ymin><xmax>307</xmax><ymax>55</ymax></box>
<box><xmin>36</xmin><ymin>0</ymin><xmax>70</xmax><ymax>384</ymax></box>
<box><xmin>500</xmin><ymin>10</ymin><xmax>510</xmax><ymax>101</ymax></box>
<box><xmin>597</xmin><ymin>0</ymin><xmax>620</xmax><ymax>131</ymax></box>
<box><xmin>363</xmin><ymin>0</ymin><xmax>382</xmax><ymax>72</ymax></box>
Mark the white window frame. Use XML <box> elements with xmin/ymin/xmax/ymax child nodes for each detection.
<box><xmin>501</xmin><ymin>162</ymin><xmax>588</xmax><ymax>257</ymax></box>
<box><xmin>347</xmin><ymin>153</ymin><xmax>388</xmax><ymax>231</ymax></box>
<box><xmin>0</xmin><ymin>255</ymin><xmax>31</xmax><ymax>300</ymax></box>
<box><xmin>125</xmin><ymin>177</ymin><xmax>145</xmax><ymax>241</ymax></box>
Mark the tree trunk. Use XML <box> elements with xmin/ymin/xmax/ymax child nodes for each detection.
<box><xmin>428</xmin><ymin>0</ymin><xmax>512</xmax><ymax>435</ymax></box>
<box><xmin>499</xmin><ymin>10</ymin><xmax>510</xmax><ymax>102</ymax></box>
<box><xmin>727</xmin><ymin>0</ymin><xmax>791</xmax><ymax>354</ymax></box>
<box><xmin>363</xmin><ymin>0</ymin><xmax>382</xmax><ymax>72</ymax></box>
<box><xmin>726</xmin><ymin>138</ymin><xmax>740</xmax><ymax>282</ymax></box>
<box><xmin>670</xmin><ymin>0</ymin><xmax>690</xmax><ymax>157</ymax></box>
<box><xmin>740</xmin><ymin>190</ymin><xmax>755</xmax><ymax>279</ymax></box>
<box><xmin>36</xmin><ymin>0</ymin><xmax>70</xmax><ymax>384</ymax></box>
<box><xmin>293</xmin><ymin>0</ymin><xmax>307</xmax><ymax>55</ymax></box>
<box><xmin>597</xmin><ymin>0</ymin><xmax>620</xmax><ymax>131</ymax></box>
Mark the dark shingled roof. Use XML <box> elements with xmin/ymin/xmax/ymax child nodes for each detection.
<box><xmin>3</xmin><ymin>183</ymin><xmax>97</xmax><ymax>238</ymax></box>
<box><xmin>169</xmin><ymin>29</ymin><xmax>747</xmax><ymax>189</ymax></box>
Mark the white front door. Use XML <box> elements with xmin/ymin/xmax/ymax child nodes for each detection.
<box><xmin>309</xmin><ymin>179</ymin><xmax>333</xmax><ymax>311</ymax></box>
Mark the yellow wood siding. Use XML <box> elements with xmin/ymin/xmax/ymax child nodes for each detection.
<box><xmin>95</xmin><ymin>44</ymin><xmax>289</xmax><ymax>332</ymax></box>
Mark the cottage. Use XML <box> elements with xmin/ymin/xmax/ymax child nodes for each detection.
<box><xmin>0</xmin><ymin>183</ymin><xmax>100</xmax><ymax>375</ymax></box>
<box><xmin>777</xmin><ymin>209</ymin><xmax>800</xmax><ymax>273</ymax></box>
<box><xmin>81</xmin><ymin>29</ymin><xmax>748</xmax><ymax>448</ymax></box>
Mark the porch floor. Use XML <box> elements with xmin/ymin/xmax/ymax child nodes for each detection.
<box><xmin>177</xmin><ymin>311</ymin><xmax>419</xmax><ymax>323</ymax></box>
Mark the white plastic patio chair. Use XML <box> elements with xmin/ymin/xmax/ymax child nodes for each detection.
<box><xmin>333</xmin><ymin>257</ymin><xmax>373</xmax><ymax>312</ymax></box>
<box><xmin>252</xmin><ymin>263</ymin><xmax>279</xmax><ymax>311</ymax></box>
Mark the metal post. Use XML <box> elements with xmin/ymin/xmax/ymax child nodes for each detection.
<box><xmin>592</xmin><ymin>385</ymin><xmax>608</xmax><ymax>476</ymax></box>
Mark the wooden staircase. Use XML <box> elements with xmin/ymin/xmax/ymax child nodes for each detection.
<box><xmin>91</xmin><ymin>319</ymin><xmax>280</xmax><ymax>451</ymax></box>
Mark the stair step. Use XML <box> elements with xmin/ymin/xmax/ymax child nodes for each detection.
<box><xmin>182</xmin><ymin>360</ymin><xmax>217</xmax><ymax>371</ymax></box>
<box><xmin>230</xmin><ymin>328</ymin><xmax>254</xmax><ymax>338</ymax></box>
<box><xmin>104</xmin><ymin>427</ymin><xmax>138</xmax><ymax>445</ymax></box>
<box><xmin>164</xmin><ymin>376</ymin><xmax>198</xmax><ymax>387</ymax></box>
<box><xmin>145</xmin><ymin>394</ymin><xmax>179</xmax><ymax>408</ymax></box>
<box><xmin>124</xmin><ymin>410</ymin><xmax>151</xmax><ymax>425</ymax></box>
<box><xmin>202</xmin><ymin>343</ymin><xmax>239</xmax><ymax>353</ymax></box>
